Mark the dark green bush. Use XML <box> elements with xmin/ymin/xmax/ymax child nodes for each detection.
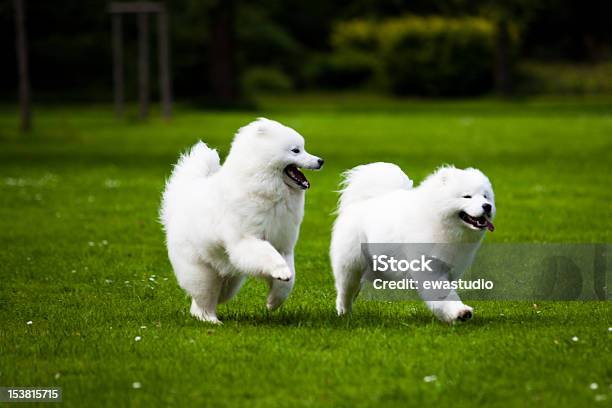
<box><xmin>379</xmin><ymin>17</ymin><xmax>498</xmax><ymax>96</ymax></box>
<box><xmin>331</xmin><ymin>20</ymin><xmax>379</xmax><ymax>53</ymax></box>
<box><xmin>517</xmin><ymin>62</ymin><xmax>612</xmax><ymax>94</ymax></box>
<box><xmin>242</xmin><ymin>67</ymin><xmax>294</xmax><ymax>94</ymax></box>
<box><xmin>303</xmin><ymin>51</ymin><xmax>378</xmax><ymax>89</ymax></box>
<box><xmin>330</xmin><ymin>16</ymin><xmax>519</xmax><ymax>96</ymax></box>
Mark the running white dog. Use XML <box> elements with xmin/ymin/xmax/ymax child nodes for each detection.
<box><xmin>330</xmin><ymin>163</ymin><xmax>495</xmax><ymax>323</ymax></box>
<box><xmin>161</xmin><ymin>118</ymin><xmax>323</xmax><ymax>324</ymax></box>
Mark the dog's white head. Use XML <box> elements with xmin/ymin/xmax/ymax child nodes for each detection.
<box><xmin>229</xmin><ymin>118</ymin><xmax>323</xmax><ymax>190</ymax></box>
<box><xmin>422</xmin><ymin>166</ymin><xmax>495</xmax><ymax>234</ymax></box>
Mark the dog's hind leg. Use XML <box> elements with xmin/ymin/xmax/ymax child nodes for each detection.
<box><xmin>188</xmin><ymin>265</ymin><xmax>224</xmax><ymax>324</ymax></box>
<box><xmin>266</xmin><ymin>253</ymin><xmax>296</xmax><ymax>311</ymax></box>
<box><xmin>171</xmin><ymin>255</ymin><xmax>224</xmax><ymax>324</ymax></box>
<box><xmin>334</xmin><ymin>265</ymin><xmax>362</xmax><ymax>316</ymax></box>
<box><xmin>331</xmin><ymin>227</ymin><xmax>364</xmax><ymax>316</ymax></box>
<box><xmin>218</xmin><ymin>275</ymin><xmax>246</xmax><ymax>304</ymax></box>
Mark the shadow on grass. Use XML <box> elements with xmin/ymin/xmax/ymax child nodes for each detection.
<box><xmin>169</xmin><ymin>301</ymin><xmax>565</xmax><ymax>331</ymax></box>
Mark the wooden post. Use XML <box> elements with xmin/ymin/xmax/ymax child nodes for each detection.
<box><xmin>158</xmin><ymin>7</ymin><xmax>172</xmax><ymax>118</ymax></box>
<box><xmin>210</xmin><ymin>0</ymin><xmax>239</xmax><ymax>104</ymax></box>
<box><xmin>138</xmin><ymin>12</ymin><xmax>149</xmax><ymax>119</ymax></box>
<box><xmin>109</xmin><ymin>2</ymin><xmax>171</xmax><ymax>119</ymax></box>
<box><xmin>14</xmin><ymin>0</ymin><xmax>31</xmax><ymax>132</ymax></box>
<box><xmin>111</xmin><ymin>13</ymin><xmax>124</xmax><ymax>117</ymax></box>
<box><xmin>495</xmin><ymin>19</ymin><xmax>511</xmax><ymax>96</ymax></box>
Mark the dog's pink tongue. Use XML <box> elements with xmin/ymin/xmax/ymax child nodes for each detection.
<box><xmin>487</xmin><ymin>221</ymin><xmax>495</xmax><ymax>232</ymax></box>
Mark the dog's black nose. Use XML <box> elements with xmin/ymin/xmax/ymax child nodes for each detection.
<box><xmin>482</xmin><ymin>203</ymin><xmax>492</xmax><ymax>213</ymax></box>
<box><xmin>317</xmin><ymin>158</ymin><xmax>324</xmax><ymax>167</ymax></box>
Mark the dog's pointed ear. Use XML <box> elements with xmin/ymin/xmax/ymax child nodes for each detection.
<box><xmin>255</xmin><ymin>117</ymin><xmax>271</xmax><ymax>136</ymax></box>
<box><xmin>436</xmin><ymin>165</ymin><xmax>455</xmax><ymax>185</ymax></box>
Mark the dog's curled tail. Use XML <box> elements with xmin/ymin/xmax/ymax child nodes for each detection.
<box><xmin>170</xmin><ymin>141</ymin><xmax>221</xmax><ymax>181</ymax></box>
<box><xmin>160</xmin><ymin>142</ymin><xmax>220</xmax><ymax>229</ymax></box>
<box><xmin>337</xmin><ymin>162</ymin><xmax>413</xmax><ymax>212</ymax></box>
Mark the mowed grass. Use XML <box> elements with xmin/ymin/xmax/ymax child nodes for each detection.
<box><xmin>0</xmin><ymin>95</ymin><xmax>610</xmax><ymax>407</ymax></box>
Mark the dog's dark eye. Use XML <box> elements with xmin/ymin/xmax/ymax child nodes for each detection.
<box><xmin>462</xmin><ymin>195</ymin><xmax>472</xmax><ymax>199</ymax></box>
<box><xmin>291</xmin><ymin>148</ymin><xmax>300</xmax><ymax>154</ymax></box>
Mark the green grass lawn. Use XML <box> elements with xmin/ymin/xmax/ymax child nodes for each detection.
<box><xmin>0</xmin><ymin>94</ymin><xmax>610</xmax><ymax>407</ymax></box>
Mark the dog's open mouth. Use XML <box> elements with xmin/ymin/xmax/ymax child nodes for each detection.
<box><xmin>459</xmin><ymin>211</ymin><xmax>495</xmax><ymax>232</ymax></box>
<box><xmin>284</xmin><ymin>164</ymin><xmax>310</xmax><ymax>190</ymax></box>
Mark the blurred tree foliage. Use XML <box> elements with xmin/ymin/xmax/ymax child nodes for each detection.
<box><xmin>328</xmin><ymin>16</ymin><xmax>520</xmax><ymax>96</ymax></box>
<box><xmin>378</xmin><ymin>17</ymin><xmax>505</xmax><ymax>96</ymax></box>
<box><xmin>0</xmin><ymin>0</ymin><xmax>610</xmax><ymax>101</ymax></box>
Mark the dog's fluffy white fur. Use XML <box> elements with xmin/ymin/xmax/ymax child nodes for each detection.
<box><xmin>330</xmin><ymin>162</ymin><xmax>496</xmax><ymax>323</ymax></box>
<box><xmin>161</xmin><ymin>118</ymin><xmax>322</xmax><ymax>324</ymax></box>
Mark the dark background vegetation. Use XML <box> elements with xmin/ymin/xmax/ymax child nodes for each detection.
<box><xmin>1</xmin><ymin>0</ymin><xmax>611</xmax><ymax>103</ymax></box>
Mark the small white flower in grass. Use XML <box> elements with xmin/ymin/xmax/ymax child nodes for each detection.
<box><xmin>608</xmin><ymin>327</ymin><xmax>612</xmax><ymax>332</ymax></box>
<box><xmin>572</xmin><ymin>336</ymin><xmax>579</xmax><ymax>342</ymax></box>
<box><xmin>88</xmin><ymin>241</ymin><xmax>95</xmax><ymax>247</ymax></box>
<box><xmin>54</xmin><ymin>372</ymin><xmax>61</xmax><ymax>379</ymax></box>
<box><xmin>71</xmin><ymin>269</ymin><xmax>76</xmax><ymax>274</ymax></box>
<box><xmin>26</xmin><ymin>320</ymin><xmax>33</xmax><ymax>325</ymax></box>
<box><xmin>104</xmin><ymin>179</ymin><xmax>121</xmax><ymax>188</ymax></box>
<box><xmin>423</xmin><ymin>375</ymin><xmax>437</xmax><ymax>383</ymax></box>
<box><xmin>101</xmin><ymin>240</ymin><xmax>108</xmax><ymax>246</ymax></box>
<box><xmin>590</xmin><ymin>383</ymin><xmax>599</xmax><ymax>390</ymax></box>
<box><xmin>132</xmin><ymin>382</ymin><xmax>141</xmax><ymax>389</ymax></box>
<box><xmin>163</xmin><ymin>278</ymin><xmax>168</xmax><ymax>281</ymax></box>
<box><xmin>140</xmin><ymin>326</ymin><xmax>147</xmax><ymax>329</ymax></box>
<box><xmin>595</xmin><ymin>394</ymin><xmax>607</xmax><ymax>402</ymax></box>
<box><xmin>459</xmin><ymin>117</ymin><xmax>474</xmax><ymax>126</ymax></box>
<box><xmin>134</xmin><ymin>336</ymin><xmax>142</xmax><ymax>342</ymax></box>
<box><xmin>148</xmin><ymin>277</ymin><xmax>155</xmax><ymax>282</ymax></box>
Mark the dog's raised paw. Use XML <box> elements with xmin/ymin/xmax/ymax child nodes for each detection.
<box><xmin>270</xmin><ymin>266</ymin><xmax>292</xmax><ymax>281</ymax></box>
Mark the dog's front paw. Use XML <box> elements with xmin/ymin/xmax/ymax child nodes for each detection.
<box><xmin>270</xmin><ymin>265</ymin><xmax>292</xmax><ymax>281</ymax></box>
<box><xmin>432</xmin><ymin>302</ymin><xmax>473</xmax><ymax>324</ymax></box>
<box><xmin>456</xmin><ymin>307</ymin><xmax>473</xmax><ymax>321</ymax></box>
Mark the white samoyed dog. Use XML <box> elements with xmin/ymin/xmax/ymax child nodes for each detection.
<box><xmin>160</xmin><ymin>118</ymin><xmax>323</xmax><ymax>324</ymax></box>
<box><xmin>330</xmin><ymin>163</ymin><xmax>495</xmax><ymax>323</ymax></box>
